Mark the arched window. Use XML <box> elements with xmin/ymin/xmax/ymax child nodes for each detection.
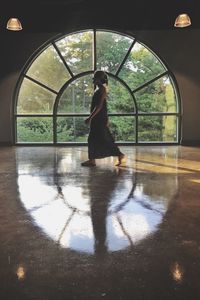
<box><xmin>15</xmin><ymin>30</ymin><xmax>180</xmax><ymax>144</ymax></box>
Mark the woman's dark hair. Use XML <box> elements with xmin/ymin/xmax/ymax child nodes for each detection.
<box><xmin>94</xmin><ymin>70</ymin><xmax>108</xmax><ymax>84</ymax></box>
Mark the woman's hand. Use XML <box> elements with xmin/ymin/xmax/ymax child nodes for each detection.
<box><xmin>85</xmin><ymin>117</ymin><xmax>91</xmax><ymax>125</ymax></box>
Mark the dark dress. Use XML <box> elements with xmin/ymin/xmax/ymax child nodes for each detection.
<box><xmin>88</xmin><ymin>87</ymin><xmax>122</xmax><ymax>159</ymax></box>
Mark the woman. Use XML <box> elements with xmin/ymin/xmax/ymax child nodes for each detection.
<box><xmin>81</xmin><ymin>70</ymin><xmax>125</xmax><ymax>167</ymax></box>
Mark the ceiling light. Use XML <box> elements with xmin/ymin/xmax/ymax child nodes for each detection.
<box><xmin>174</xmin><ymin>13</ymin><xmax>191</xmax><ymax>28</ymax></box>
<box><xmin>6</xmin><ymin>18</ymin><xmax>23</xmax><ymax>31</ymax></box>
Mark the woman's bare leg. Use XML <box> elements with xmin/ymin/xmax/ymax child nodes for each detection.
<box><xmin>115</xmin><ymin>153</ymin><xmax>125</xmax><ymax>166</ymax></box>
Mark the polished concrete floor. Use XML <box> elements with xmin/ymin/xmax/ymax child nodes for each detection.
<box><xmin>0</xmin><ymin>145</ymin><xmax>200</xmax><ymax>299</ymax></box>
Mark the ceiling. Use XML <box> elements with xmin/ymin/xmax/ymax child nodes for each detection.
<box><xmin>1</xmin><ymin>0</ymin><xmax>200</xmax><ymax>32</ymax></box>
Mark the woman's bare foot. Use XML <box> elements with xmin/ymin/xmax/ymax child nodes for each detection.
<box><xmin>115</xmin><ymin>153</ymin><xmax>125</xmax><ymax>166</ymax></box>
<box><xmin>81</xmin><ymin>160</ymin><xmax>96</xmax><ymax>167</ymax></box>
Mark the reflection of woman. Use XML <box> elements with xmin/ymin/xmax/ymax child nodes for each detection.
<box><xmin>91</xmin><ymin>192</ymin><xmax>108</xmax><ymax>255</ymax></box>
<box><xmin>88</xmin><ymin>168</ymin><xmax>124</xmax><ymax>255</ymax></box>
<box><xmin>81</xmin><ymin>70</ymin><xmax>125</xmax><ymax>167</ymax></box>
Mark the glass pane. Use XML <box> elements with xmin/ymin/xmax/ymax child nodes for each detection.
<box><xmin>17</xmin><ymin>78</ymin><xmax>56</xmax><ymax>114</ymax></box>
<box><xmin>135</xmin><ymin>76</ymin><xmax>177</xmax><ymax>113</ymax></box>
<box><xmin>57</xmin><ymin>117</ymin><xmax>88</xmax><ymax>142</ymax></box>
<box><xmin>96</xmin><ymin>31</ymin><xmax>133</xmax><ymax>73</ymax></box>
<box><xmin>119</xmin><ymin>42</ymin><xmax>166</xmax><ymax>90</ymax></box>
<box><xmin>109</xmin><ymin>116</ymin><xmax>135</xmax><ymax>142</ymax></box>
<box><xmin>17</xmin><ymin>117</ymin><xmax>53</xmax><ymax>143</ymax></box>
<box><xmin>138</xmin><ymin>115</ymin><xmax>177</xmax><ymax>142</ymax></box>
<box><xmin>27</xmin><ymin>45</ymin><xmax>71</xmax><ymax>92</ymax></box>
<box><xmin>107</xmin><ymin>77</ymin><xmax>135</xmax><ymax>113</ymax></box>
<box><xmin>58</xmin><ymin>75</ymin><xmax>93</xmax><ymax>113</ymax></box>
<box><xmin>56</xmin><ymin>31</ymin><xmax>93</xmax><ymax>75</ymax></box>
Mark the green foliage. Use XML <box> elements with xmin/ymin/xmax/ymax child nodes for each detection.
<box><xmin>96</xmin><ymin>32</ymin><xmax>133</xmax><ymax>73</ymax></box>
<box><xmin>107</xmin><ymin>78</ymin><xmax>134</xmax><ymax>113</ymax></box>
<box><xmin>27</xmin><ymin>45</ymin><xmax>70</xmax><ymax>91</ymax></box>
<box><xmin>57</xmin><ymin>117</ymin><xmax>88</xmax><ymax>142</ymax></box>
<box><xmin>109</xmin><ymin>117</ymin><xmax>135</xmax><ymax>142</ymax></box>
<box><xmin>58</xmin><ymin>75</ymin><xmax>93</xmax><ymax>113</ymax></box>
<box><xmin>17</xmin><ymin>118</ymin><xmax>53</xmax><ymax>142</ymax></box>
<box><xmin>17</xmin><ymin>78</ymin><xmax>56</xmax><ymax>114</ymax></box>
<box><xmin>56</xmin><ymin>31</ymin><xmax>93</xmax><ymax>74</ymax></box>
<box><xmin>138</xmin><ymin>116</ymin><xmax>163</xmax><ymax>141</ymax></box>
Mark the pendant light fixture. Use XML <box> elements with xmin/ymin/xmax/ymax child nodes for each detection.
<box><xmin>6</xmin><ymin>18</ymin><xmax>23</xmax><ymax>31</ymax></box>
<box><xmin>174</xmin><ymin>13</ymin><xmax>191</xmax><ymax>28</ymax></box>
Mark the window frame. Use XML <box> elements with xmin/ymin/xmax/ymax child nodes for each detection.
<box><xmin>13</xmin><ymin>29</ymin><xmax>181</xmax><ymax>145</ymax></box>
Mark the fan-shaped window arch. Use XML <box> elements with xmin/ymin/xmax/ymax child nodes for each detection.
<box><xmin>15</xmin><ymin>30</ymin><xmax>180</xmax><ymax>144</ymax></box>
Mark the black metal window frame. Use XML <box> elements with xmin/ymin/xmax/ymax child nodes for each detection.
<box><xmin>13</xmin><ymin>29</ymin><xmax>181</xmax><ymax>145</ymax></box>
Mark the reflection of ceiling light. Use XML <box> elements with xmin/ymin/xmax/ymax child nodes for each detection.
<box><xmin>6</xmin><ymin>18</ymin><xmax>23</xmax><ymax>31</ymax></box>
<box><xmin>171</xmin><ymin>262</ymin><xmax>184</xmax><ymax>283</ymax></box>
<box><xmin>174</xmin><ymin>14</ymin><xmax>191</xmax><ymax>28</ymax></box>
<box><xmin>16</xmin><ymin>265</ymin><xmax>26</xmax><ymax>280</ymax></box>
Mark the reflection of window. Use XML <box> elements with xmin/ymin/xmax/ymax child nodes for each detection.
<box><xmin>17</xmin><ymin>171</ymin><xmax>166</xmax><ymax>254</ymax></box>
<box><xmin>15</xmin><ymin>30</ymin><xmax>180</xmax><ymax>144</ymax></box>
<box><xmin>16</xmin><ymin>147</ymin><xmax>179</xmax><ymax>254</ymax></box>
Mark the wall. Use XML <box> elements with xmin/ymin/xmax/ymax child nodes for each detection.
<box><xmin>0</xmin><ymin>27</ymin><xmax>200</xmax><ymax>145</ymax></box>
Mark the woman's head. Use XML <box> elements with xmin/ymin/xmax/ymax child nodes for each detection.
<box><xmin>93</xmin><ymin>70</ymin><xmax>108</xmax><ymax>85</ymax></box>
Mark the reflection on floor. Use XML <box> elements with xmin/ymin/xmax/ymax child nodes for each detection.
<box><xmin>0</xmin><ymin>145</ymin><xmax>200</xmax><ymax>299</ymax></box>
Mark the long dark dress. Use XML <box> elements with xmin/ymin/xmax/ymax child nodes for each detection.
<box><xmin>88</xmin><ymin>88</ymin><xmax>122</xmax><ymax>159</ymax></box>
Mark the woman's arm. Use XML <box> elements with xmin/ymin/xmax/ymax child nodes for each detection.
<box><xmin>85</xmin><ymin>86</ymin><xmax>106</xmax><ymax>124</ymax></box>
